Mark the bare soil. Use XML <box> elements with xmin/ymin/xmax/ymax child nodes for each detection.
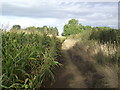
<box><xmin>51</xmin><ymin>39</ymin><xmax>87</xmax><ymax>88</ymax></box>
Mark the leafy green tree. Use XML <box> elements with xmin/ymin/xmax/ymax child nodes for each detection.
<box><xmin>62</xmin><ymin>19</ymin><xmax>84</xmax><ymax>36</ymax></box>
<box><xmin>11</xmin><ymin>25</ymin><xmax>21</xmax><ymax>30</ymax></box>
<box><xmin>42</xmin><ymin>26</ymin><xmax>58</xmax><ymax>36</ymax></box>
<box><xmin>24</xmin><ymin>26</ymin><xmax>59</xmax><ymax>36</ymax></box>
<box><xmin>68</xmin><ymin>19</ymin><xmax>79</xmax><ymax>25</ymax></box>
<box><xmin>51</xmin><ymin>27</ymin><xmax>58</xmax><ymax>36</ymax></box>
<box><xmin>25</xmin><ymin>26</ymin><xmax>37</xmax><ymax>30</ymax></box>
<box><xmin>84</xmin><ymin>25</ymin><xmax>92</xmax><ymax>30</ymax></box>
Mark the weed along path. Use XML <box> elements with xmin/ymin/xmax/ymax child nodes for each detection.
<box><xmin>51</xmin><ymin>39</ymin><xmax>87</xmax><ymax>88</ymax></box>
<box><xmin>51</xmin><ymin>37</ymin><xmax>118</xmax><ymax>88</ymax></box>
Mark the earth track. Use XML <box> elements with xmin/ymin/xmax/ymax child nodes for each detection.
<box><xmin>52</xmin><ymin>39</ymin><xmax>87</xmax><ymax>88</ymax></box>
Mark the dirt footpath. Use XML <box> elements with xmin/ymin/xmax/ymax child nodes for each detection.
<box><xmin>51</xmin><ymin>39</ymin><xmax>87</xmax><ymax>88</ymax></box>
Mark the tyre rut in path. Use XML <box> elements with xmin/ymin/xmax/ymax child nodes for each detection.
<box><xmin>52</xmin><ymin>39</ymin><xmax>87</xmax><ymax>88</ymax></box>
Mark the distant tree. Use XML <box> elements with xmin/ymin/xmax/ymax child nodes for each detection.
<box><xmin>42</xmin><ymin>26</ymin><xmax>58</xmax><ymax>36</ymax></box>
<box><xmin>53</xmin><ymin>27</ymin><xmax>58</xmax><ymax>35</ymax></box>
<box><xmin>84</xmin><ymin>25</ymin><xmax>92</xmax><ymax>30</ymax></box>
<box><xmin>11</xmin><ymin>25</ymin><xmax>21</xmax><ymax>30</ymax></box>
<box><xmin>25</xmin><ymin>26</ymin><xmax>37</xmax><ymax>30</ymax></box>
<box><xmin>62</xmin><ymin>19</ymin><xmax>84</xmax><ymax>36</ymax></box>
<box><xmin>42</xmin><ymin>26</ymin><xmax>48</xmax><ymax>34</ymax></box>
<box><xmin>24</xmin><ymin>26</ymin><xmax>59</xmax><ymax>36</ymax></box>
<box><xmin>68</xmin><ymin>19</ymin><xmax>79</xmax><ymax>25</ymax></box>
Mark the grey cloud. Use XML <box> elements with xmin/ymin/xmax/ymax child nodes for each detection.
<box><xmin>2</xmin><ymin>3</ymin><xmax>66</xmax><ymax>18</ymax></box>
<box><xmin>2</xmin><ymin>2</ymin><xmax>118</xmax><ymax>19</ymax></box>
<box><xmin>1</xmin><ymin>1</ymin><xmax>118</xmax><ymax>29</ymax></box>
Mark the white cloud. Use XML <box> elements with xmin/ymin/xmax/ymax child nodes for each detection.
<box><xmin>0</xmin><ymin>1</ymin><xmax>118</xmax><ymax>35</ymax></box>
<box><xmin>0</xmin><ymin>16</ymin><xmax>67</xmax><ymax>35</ymax></box>
<box><xmin>1</xmin><ymin>16</ymin><xmax>57</xmax><ymax>27</ymax></box>
<box><xmin>1</xmin><ymin>0</ymin><xmax>35</xmax><ymax>7</ymax></box>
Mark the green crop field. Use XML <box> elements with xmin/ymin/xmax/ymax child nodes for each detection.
<box><xmin>2</xmin><ymin>31</ymin><xmax>61</xmax><ymax>88</ymax></box>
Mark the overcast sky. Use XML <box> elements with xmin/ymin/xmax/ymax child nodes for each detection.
<box><xmin>0</xmin><ymin>0</ymin><xmax>118</xmax><ymax>35</ymax></box>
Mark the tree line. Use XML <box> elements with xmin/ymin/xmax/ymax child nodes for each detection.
<box><xmin>10</xmin><ymin>19</ymin><xmax>120</xmax><ymax>43</ymax></box>
<box><xmin>11</xmin><ymin>25</ymin><xmax>58</xmax><ymax>36</ymax></box>
<box><xmin>62</xmin><ymin>19</ymin><xmax>120</xmax><ymax>43</ymax></box>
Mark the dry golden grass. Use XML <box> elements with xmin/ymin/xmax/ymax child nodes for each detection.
<box><xmin>56</xmin><ymin>35</ymin><xmax>119</xmax><ymax>88</ymax></box>
<box><xmin>74</xmin><ymin>40</ymin><xmax>119</xmax><ymax>88</ymax></box>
